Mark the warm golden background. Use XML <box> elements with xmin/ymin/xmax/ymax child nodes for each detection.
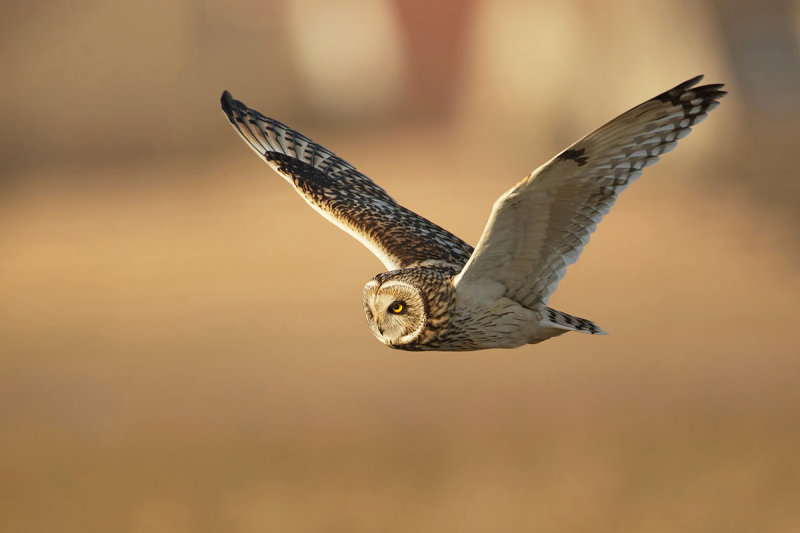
<box><xmin>2</xmin><ymin>0</ymin><xmax>799</xmax><ymax>531</ymax></box>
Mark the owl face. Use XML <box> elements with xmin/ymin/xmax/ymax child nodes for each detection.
<box><xmin>363</xmin><ymin>278</ymin><xmax>428</xmax><ymax>348</ymax></box>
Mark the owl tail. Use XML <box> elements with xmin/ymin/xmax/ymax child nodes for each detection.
<box><xmin>542</xmin><ymin>307</ymin><xmax>608</xmax><ymax>336</ymax></box>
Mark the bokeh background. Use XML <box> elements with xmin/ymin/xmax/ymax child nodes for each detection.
<box><xmin>2</xmin><ymin>0</ymin><xmax>799</xmax><ymax>531</ymax></box>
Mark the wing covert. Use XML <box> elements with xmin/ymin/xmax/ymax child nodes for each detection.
<box><xmin>221</xmin><ymin>91</ymin><xmax>473</xmax><ymax>270</ymax></box>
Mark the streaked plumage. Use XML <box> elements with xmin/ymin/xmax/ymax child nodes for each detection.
<box><xmin>220</xmin><ymin>76</ymin><xmax>725</xmax><ymax>351</ymax></box>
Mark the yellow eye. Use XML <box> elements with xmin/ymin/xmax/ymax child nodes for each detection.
<box><xmin>388</xmin><ymin>301</ymin><xmax>405</xmax><ymax>314</ymax></box>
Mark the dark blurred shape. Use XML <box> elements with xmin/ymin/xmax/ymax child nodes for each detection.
<box><xmin>713</xmin><ymin>0</ymin><xmax>800</xmax><ymax>117</ymax></box>
<box><xmin>709</xmin><ymin>0</ymin><xmax>800</xmax><ymax>228</ymax></box>
<box><xmin>392</xmin><ymin>0</ymin><xmax>475</xmax><ymax>119</ymax></box>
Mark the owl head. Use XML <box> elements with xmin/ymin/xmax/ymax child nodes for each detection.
<box><xmin>362</xmin><ymin>267</ymin><xmax>456</xmax><ymax>350</ymax></box>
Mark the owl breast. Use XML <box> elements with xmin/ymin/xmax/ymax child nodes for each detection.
<box><xmin>444</xmin><ymin>294</ymin><xmax>543</xmax><ymax>350</ymax></box>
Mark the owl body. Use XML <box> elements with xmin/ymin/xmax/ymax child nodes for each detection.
<box><xmin>362</xmin><ymin>266</ymin><xmax>576</xmax><ymax>351</ymax></box>
<box><xmin>445</xmin><ymin>292</ymin><xmax>544</xmax><ymax>350</ymax></box>
<box><xmin>221</xmin><ymin>76</ymin><xmax>725</xmax><ymax>351</ymax></box>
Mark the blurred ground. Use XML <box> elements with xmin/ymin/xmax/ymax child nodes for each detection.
<box><xmin>2</xmin><ymin>1</ymin><xmax>799</xmax><ymax>532</ymax></box>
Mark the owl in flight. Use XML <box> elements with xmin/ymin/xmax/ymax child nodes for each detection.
<box><xmin>221</xmin><ymin>76</ymin><xmax>725</xmax><ymax>351</ymax></box>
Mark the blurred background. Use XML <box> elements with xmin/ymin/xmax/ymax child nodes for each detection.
<box><xmin>2</xmin><ymin>0</ymin><xmax>799</xmax><ymax>531</ymax></box>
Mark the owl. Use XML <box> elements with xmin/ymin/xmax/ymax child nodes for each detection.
<box><xmin>220</xmin><ymin>76</ymin><xmax>725</xmax><ymax>351</ymax></box>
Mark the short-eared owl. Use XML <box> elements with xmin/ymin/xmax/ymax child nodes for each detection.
<box><xmin>221</xmin><ymin>76</ymin><xmax>725</xmax><ymax>351</ymax></box>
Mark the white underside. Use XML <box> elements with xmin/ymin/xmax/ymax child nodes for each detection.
<box><xmin>451</xmin><ymin>291</ymin><xmax>560</xmax><ymax>348</ymax></box>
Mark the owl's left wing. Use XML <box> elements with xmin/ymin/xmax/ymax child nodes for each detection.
<box><xmin>454</xmin><ymin>76</ymin><xmax>726</xmax><ymax>308</ymax></box>
<box><xmin>221</xmin><ymin>91</ymin><xmax>474</xmax><ymax>270</ymax></box>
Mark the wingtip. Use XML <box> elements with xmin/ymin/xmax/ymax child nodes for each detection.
<box><xmin>654</xmin><ymin>74</ymin><xmax>727</xmax><ymax>107</ymax></box>
<box><xmin>687</xmin><ymin>74</ymin><xmax>704</xmax><ymax>86</ymax></box>
<box><xmin>680</xmin><ymin>74</ymin><xmax>729</xmax><ymax>96</ymax></box>
<box><xmin>221</xmin><ymin>90</ymin><xmax>234</xmax><ymax>113</ymax></box>
<box><xmin>671</xmin><ymin>74</ymin><xmax>705</xmax><ymax>93</ymax></box>
<box><xmin>221</xmin><ymin>90</ymin><xmax>242</xmax><ymax>125</ymax></box>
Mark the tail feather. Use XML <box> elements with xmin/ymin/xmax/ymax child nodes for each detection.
<box><xmin>543</xmin><ymin>307</ymin><xmax>607</xmax><ymax>335</ymax></box>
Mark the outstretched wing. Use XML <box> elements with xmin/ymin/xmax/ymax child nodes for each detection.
<box><xmin>221</xmin><ymin>91</ymin><xmax>473</xmax><ymax>270</ymax></box>
<box><xmin>454</xmin><ymin>76</ymin><xmax>726</xmax><ymax>308</ymax></box>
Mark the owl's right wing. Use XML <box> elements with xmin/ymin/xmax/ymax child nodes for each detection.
<box><xmin>221</xmin><ymin>91</ymin><xmax>473</xmax><ymax>271</ymax></box>
<box><xmin>453</xmin><ymin>76</ymin><xmax>726</xmax><ymax>308</ymax></box>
